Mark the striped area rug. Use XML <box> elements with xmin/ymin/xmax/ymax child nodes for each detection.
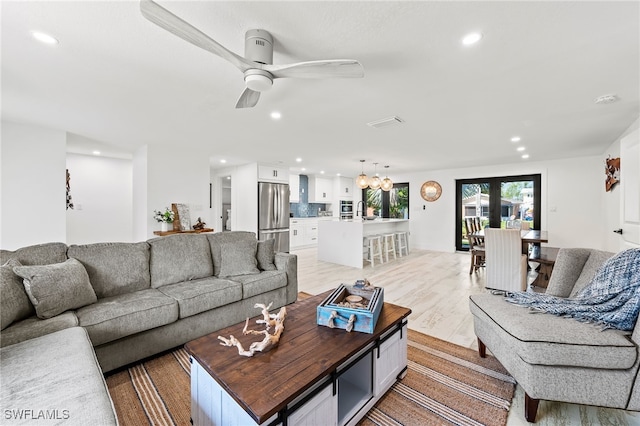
<box><xmin>105</xmin><ymin>329</ymin><xmax>514</xmax><ymax>426</ymax></box>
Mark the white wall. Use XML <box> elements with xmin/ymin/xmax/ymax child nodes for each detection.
<box><xmin>395</xmin><ymin>156</ymin><xmax>610</xmax><ymax>252</ymax></box>
<box><xmin>1</xmin><ymin>121</ymin><xmax>66</xmax><ymax>249</ymax></box>
<box><xmin>65</xmin><ymin>153</ymin><xmax>133</xmax><ymax>244</ymax></box>
<box><xmin>133</xmin><ymin>144</ymin><xmax>211</xmax><ymax>240</ymax></box>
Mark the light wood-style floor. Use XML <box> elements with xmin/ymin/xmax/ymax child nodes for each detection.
<box><xmin>293</xmin><ymin>246</ymin><xmax>640</xmax><ymax>426</ymax></box>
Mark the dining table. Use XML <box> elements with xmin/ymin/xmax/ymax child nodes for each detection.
<box><xmin>471</xmin><ymin>228</ymin><xmax>554</xmax><ymax>287</ymax></box>
<box><xmin>471</xmin><ymin>228</ymin><xmax>549</xmax><ymax>252</ymax></box>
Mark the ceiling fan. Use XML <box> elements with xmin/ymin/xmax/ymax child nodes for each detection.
<box><xmin>140</xmin><ymin>0</ymin><xmax>364</xmax><ymax>109</ymax></box>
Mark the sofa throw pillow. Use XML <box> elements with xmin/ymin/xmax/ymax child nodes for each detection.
<box><xmin>256</xmin><ymin>239</ymin><xmax>277</xmax><ymax>271</ymax></box>
<box><xmin>1</xmin><ymin>259</ymin><xmax>35</xmax><ymax>330</ymax></box>
<box><xmin>218</xmin><ymin>240</ymin><xmax>260</xmax><ymax>278</ymax></box>
<box><xmin>13</xmin><ymin>258</ymin><xmax>97</xmax><ymax>319</ymax></box>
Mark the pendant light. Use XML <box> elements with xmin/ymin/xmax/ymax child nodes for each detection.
<box><xmin>369</xmin><ymin>163</ymin><xmax>381</xmax><ymax>190</ymax></box>
<box><xmin>381</xmin><ymin>165</ymin><xmax>393</xmax><ymax>191</ymax></box>
<box><xmin>356</xmin><ymin>159</ymin><xmax>369</xmax><ymax>189</ymax></box>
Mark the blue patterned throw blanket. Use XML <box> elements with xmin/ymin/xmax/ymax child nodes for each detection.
<box><xmin>506</xmin><ymin>248</ymin><xmax>640</xmax><ymax>331</ymax></box>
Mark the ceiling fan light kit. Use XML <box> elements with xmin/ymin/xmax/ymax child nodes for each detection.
<box><xmin>140</xmin><ymin>0</ymin><xmax>364</xmax><ymax>109</ymax></box>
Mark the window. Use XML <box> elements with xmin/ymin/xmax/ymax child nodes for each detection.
<box><xmin>362</xmin><ymin>183</ymin><xmax>409</xmax><ymax>219</ymax></box>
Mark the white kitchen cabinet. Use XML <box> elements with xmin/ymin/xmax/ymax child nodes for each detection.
<box><xmin>308</xmin><ymin>177</ymin><xmax>333</xmax><ymax>203</ymax></box>
<box><xmin>258</xmin><ymin>165</ymin><xmax>289</xmax><ymax>183</ymax></box>
<box><xmin>303</xmin><ymin>221</ymin><xmax>318</xmax><ymax>245</ymax></box>
<box><xmin>335</xmin><ymin>177</ymin><xmax>355</xmax><ymax>199</ymax></box>
<box><xmin>290</xmin><ymin>220</ymin><xmax>305</xmax><ymax>248</ymax></box>
<box><xmin>290</xmin><ymin>174</ymin><xmax>300</xmax><ymax>203</ymax></box>
<box><xmin>290</xmin><ymin>218</ymin><xmax>318</xmax><ymax>248</ymax></box>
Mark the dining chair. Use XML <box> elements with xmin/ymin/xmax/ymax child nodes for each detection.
<box><xmin>466</xmin><ymin>218</ymin><xmax>485</xmax><ymax>274</ymax></box>
<box><xmin>484</xmin><ymin>228</ymin><xmax>527</xmax><ymax>291</ymax></box>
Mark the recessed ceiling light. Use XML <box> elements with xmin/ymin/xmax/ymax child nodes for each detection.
<box><xmin>320</xmin><ymin>171</ymin><xmax>325</xmax><ymax>174</ymax></box>
<box><xmin>522</xmin><ymin>154</ymin><xmax>530</xmax><ymax>159</ymax></box>
<box><xmin>31</xmin><ymin>31</ymin><xmax>59</xmax><ymax>45</ymax></box>
<box><xmin>226</xmin><ymin>176</ymin><xmax>231</xmax><ymax>180</ymax></box>
<box><xmin>301</xmin><ymin>167</ymin><xmax>306</xmax><ymax>171</ymax></box>
<box><xmin>220</xmin><ymin>159</ymin><xmax>227</xmax><ymax>163</ymax></box>
<box><xmin>92</xmin><ymin>150</ymin><xmax>101</xmax><ymax>155</ymax></box>
<box><xmin>270</xmin><ymin>111</ymin><xmax>281</xmax><ymax>120</ymax></box>
<box><xmin>517</xmin><ymin>146</ymin><xmax>526</xmax><ymax>152</ymax></box>
<box><xmin>295</xmin><ymin>157</ymin><xmax>302</xmax><ymax>162</ymax></box>
<box><xmin>462</xmin><ymin>32</ymin><xmax>483</xmax><ymax>46</ymax></box>
<box><xmin>511</xmin><ymin>136</ymin><xmax>521</xmax><ymax>142</ymax></box>
<box><xmin>336</xmin><ymin>173</ymin><xmax>341</xmax><ymax>176</ymax></box>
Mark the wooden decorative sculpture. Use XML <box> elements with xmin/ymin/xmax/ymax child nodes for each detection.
<box><xmin>66</xmin><ymin>169</ymin><xmax>74</xmax><ymax>210</ymax></box>
<box><xmin>218</xmin><ymin>303</ymin><xmax>287</xmax><ymax>357</ymax></box>
<box><xmin>605</xmin><ymin>156</ymin><xmax>621</xmax><ymax>192</ymax></box>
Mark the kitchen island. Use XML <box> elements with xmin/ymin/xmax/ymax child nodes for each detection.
<box><xmin>318</xmin><ymin>218</ymin><xmax>409</xmax><ymax>268</ymax></box>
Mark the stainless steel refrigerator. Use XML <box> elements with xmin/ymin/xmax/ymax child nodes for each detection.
<box><xmin>258</xmin><ymin>182</ymin><xmax>290</xmax><ymax>252</ymax></box>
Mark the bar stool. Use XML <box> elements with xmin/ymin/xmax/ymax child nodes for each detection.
<box><xmin>382</xmin><ymin>234</ymin><xmax>397</xmax><ymax>262</ymax></box>
<box><xmin>364</xmin><ymin>235</ymin><xmax>384</xmax><ymax>267</ymax></box>
<box><xmin>395</xmin><ymin>231</ymin><xmax>409</xmax><ymax>257</ymax></box>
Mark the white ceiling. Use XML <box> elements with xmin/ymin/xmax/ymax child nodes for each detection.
<box><xmin>2</xmin><ymin>1</ymin><xmax>639</xmax><ymax>178</ymax></box>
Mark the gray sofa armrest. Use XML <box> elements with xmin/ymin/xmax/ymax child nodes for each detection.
<box><xmin>275</xmin><ymin>252</ymin><xmax>298</xmax><ymax>304</ymax></box>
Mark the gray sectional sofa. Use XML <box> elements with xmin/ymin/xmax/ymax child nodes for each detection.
<box><xmin>470</xmin><ymin>248</ymin><xmax>640</xmax><ymax>422</ymax></box>
<box><xmin>0</xmin><ymin>231</ymin><xmax>298</xmax><ymax>425</ymax></box>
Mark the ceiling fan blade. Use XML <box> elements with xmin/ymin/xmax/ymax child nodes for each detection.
<box><xmin>265</xmin><ymin>60</ymin><xmax>364</xmax><ymax>79</ymax></box>
<box><xmin>140</xmin><ymin>0</ymin><xmax>254</xmax><ymax>73</ymax></box>
<box><xmin>235</xmin><ymin>87</ymin><xmax>261</xmax><ymax>109</ymax></box>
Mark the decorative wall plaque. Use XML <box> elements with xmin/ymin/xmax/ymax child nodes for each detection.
<box><xmin>420</xmin><ymin>181</ymin><xmax>442</xmax><ymax>202</ymax></box>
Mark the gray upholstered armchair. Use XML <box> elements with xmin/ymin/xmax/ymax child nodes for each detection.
<box><xmin>469</xmin><ymin>248</ymin><xmax>640</xmax><ymax>422</ymax></box>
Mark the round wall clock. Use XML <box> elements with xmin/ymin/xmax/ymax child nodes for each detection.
<box><xmin>420</xmin><ymin>181</ymin><xmax>442</xmax><ymax>202</ymax></box>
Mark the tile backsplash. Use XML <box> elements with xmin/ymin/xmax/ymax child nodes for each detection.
<box><xmin>290</xmin><ymin>174</ymin><xmax>326</xmax><ymax>217</ymax></box>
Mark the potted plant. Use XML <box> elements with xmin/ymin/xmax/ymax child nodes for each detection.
<box><xmin>153</xmin><ymin>207</ymin><xmax>175</xmax><ymax>232</ymax></box>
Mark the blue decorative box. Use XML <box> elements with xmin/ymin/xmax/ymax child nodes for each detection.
<box><xmin>316</xmin><ymin>284</ymin><xmax>384</xmax><ymax>334</ymax></box>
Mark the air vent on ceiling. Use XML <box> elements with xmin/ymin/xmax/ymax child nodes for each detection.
<box><xmin>367</xmin><ymin>116</ymin><xmax>405</xmax><ymax>129</ymax></box>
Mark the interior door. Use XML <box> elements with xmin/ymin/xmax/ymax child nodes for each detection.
<box><xmin>620</xmin><ymin>129</ymin><xmax>640</xmax><ymax>249</ymax></box>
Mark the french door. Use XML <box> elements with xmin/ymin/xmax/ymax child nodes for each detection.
<box><xmin>456</xmin><ymin>174</ymin><xmax>541</xmax><ymax>251</ymax></box>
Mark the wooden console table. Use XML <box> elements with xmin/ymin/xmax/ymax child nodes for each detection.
<box><xmin>152</xmin><ymin>228</ymin><xmax>213</xmax><ymax>237</ymax></box>
<box><xmin>529</xmin><ymin>247</ymin><xmax>559</xmax><ymax>288</ymax></box>
<box><xmin>187</xmin><ymin>292</ymin><xmax>411</xmax><ymax>426</ymax></box>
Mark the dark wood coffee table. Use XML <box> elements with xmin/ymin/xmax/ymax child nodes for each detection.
<box><xmin>186</xmin><ymin>291</ymin><xmax>411</xmax><ymax>426</ymax></box>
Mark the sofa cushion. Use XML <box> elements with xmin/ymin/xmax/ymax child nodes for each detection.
<box><xmin>230</xmin><ymin>270</ymin><xmax>288</xmax><ymax>299</ymax></box>
<box><xmin>206</xmin><ymin>231</ymin><xmax>257</xmax><ymax>277</ymax></box>
<box><xmin>257</xmin><ymin>239</ymin><xmax>277</xmax><ymax>271</ymax></box>
<box><xmin>158</xmin><ymin>277</ymin><xmax>242</xmax><ymax>319</ymax></box>
<box><xmin>1</xmin><ymin>259</ymin><xmax>35</xmax><ymax>330</ymax></box>
<box><xmin>0</xmin><ymin>312</ymin><xmax>78</xmax><ymax>348</ymax></box>
<box><xmin>13</xmin><ymin>258</ymin><xmax>97</xmax><ymax>319</ymax></box>
<box><xmin>76</xmin><ymin>289</ymin><xmax>178</xmax><ymax>346</ymax></box>
<box><xmin>148</xmin><ymin>234</ymin><xmax>213</xmax><ymax>288</ymax></box>
<box><xmin>469</xmin><ymin>293</ymin><xmax>637</xmax><ymax>370</ymax></box>
<box><xmin>570</xmin><ymin>249</ymin><xmax>616</xmax><ymax>297</ymax></box>
<box><xmin>68</xmin><ymin>242</ymin><xmax>151</xmax><ymax>298</ymax></box>
<box><xmin>545</xmin><ymin>248</ymin><xmax>592</xmax><ymax>297</ymax></box>
<box><xmin>0</xmin><ymin>327</ymin><xmax>118</xmax><ymax>425</ymax></box>
<box><xmin>219</xmin><ymin>240</ymin><xmax>260</xmax><ymax>278</ymax></box>
<box><xmin>0</xmin><ymin>242</ymin><xmax>68</xmax><ymax>266</ymax></box>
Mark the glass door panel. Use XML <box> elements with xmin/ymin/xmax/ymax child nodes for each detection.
<box><xmin>456</xmin><ymin>174</ymin><xmax>541</xmax><ymax>251</ymax></box>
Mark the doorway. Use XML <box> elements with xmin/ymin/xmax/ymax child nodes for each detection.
<box><xmin>221</xmin><ymin>176</ymin><xmax>231</xmax><ymax>231</ymax></box>
<box><xmin>456</xmin><ymin>174</ymin><xmax>541</xmax><ymax>250</ymax></box>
